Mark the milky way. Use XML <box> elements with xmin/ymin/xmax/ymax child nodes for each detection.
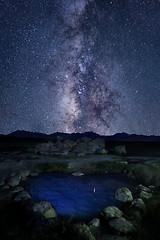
<box><xmin>0</xmin><ymin>0</ymin><xmax>160</xmax><ymax>135</ymax></box>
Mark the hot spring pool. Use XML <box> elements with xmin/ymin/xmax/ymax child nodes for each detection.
<box><xmin>23</xmin><ymin>172</ymin><xmax>135</xmax><ymax>221</ymax></box>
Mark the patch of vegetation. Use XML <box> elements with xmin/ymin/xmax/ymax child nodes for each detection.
<box><xmin>91</xmin><ymin>161</ymin><xmax>125</xmax><ymax>173</ymax></box>
<box><xmin>36</xmin><ymin>162</ymin><xmax>68</xmax><ymax>172</ymax></box>
<box><xmin>126</xmin><ymin>163</ymin><xmax>160</xmax><ymax>185</ymax></box>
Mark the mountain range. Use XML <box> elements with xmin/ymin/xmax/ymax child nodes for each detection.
<box><xmin>2</xmin><ymin>130</ymin><xmax>160</xmax><ymax>142</ymax></box>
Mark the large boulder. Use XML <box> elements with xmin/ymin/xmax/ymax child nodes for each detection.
<box><xmin>33</xmin><ymin>201</ymin><xmax>57</xmax><ymax>219</ymax></box>
<box><xmin>115</xmin><ymin>187</ymin><xmax>133</xmax><ymax>202</ymax></box>
<box><xmin>109</xmin><ymin>217</ymin><xmax>134</xmax><ymax>233</ymax></box>
<box><xmin>7</xmin><ymin>176</ymin><xmax>20</xmax><ymax>187</ymax></box>
<box><xmin>101</xmin><ymin>206</ymin><xmax>123</xmax><ymax>219</ymax></box>
<box><xmin>114</xmin><ymin>145</ymin><xmax>126</xmax><ymax>156</ymax></box>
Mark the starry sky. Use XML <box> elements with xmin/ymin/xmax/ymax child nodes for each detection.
<box><xmin>0</xmin><ymin>0</ymin><xmax>160</xmax><ymax>136</ymax></box>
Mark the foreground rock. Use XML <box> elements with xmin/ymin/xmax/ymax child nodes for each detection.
<box><xmin>88</xmin><ymin>218</ymin><xmax>101</xmax><ymax>238</ymax></box>
<box><xmin>131</xmin><ymin>198</ymin><xmax>145</xmax><ymax>209</ymax></box>
<box><xmin>11</xmin><ymin>186</ymin><xmax>24</xmax><ymax>193</ymax></box>
<box><xmin>33</xmin><ymin>201</ymin><xmax>57</xmax><ymax>219</ymax></box>
<box><xmin>135</xmin><ymin>184</ymin><xmax>153</xmax><ymax>200</ymax></box>
<box><xmin>101</xmin><ymin>206</ymin><xmax>123</xmax><ymax>219</ymax></box>
<box><xmin>14</xmin><ymin>191</ymin><xmax>31</xmax><ymax>202</ymax></box>
<box><xmin>89</xmin><ymin>218</ymin><xmax>100</xmax><ymax>228</ymax></box>
<box><xmin>72</xmin><ymin>171</ymin><xmax>84</xmax><ymax>176</ymax></box>
<box><xmin>73</xmin><ymin>223</ymin><xmax>96</xmax><ymax>240</ymax></box>
<box><xmin>18</xmin><ymin>170</ymin><xmax>30</xmax><ymax>178</ymax></box>
<box><xmin>109</xmin><ymin>217</ymin><xmax>134</xmax><ymax>233</ymax></box>
<box><xmin>7</xmin><ymin>176</ymin><xmax>20</xmax><ymax>187</ymax></box>
<box><xmin>115</xmin><ymin>187</ymin><xmax>133</xmax><ymax>202</ymax></box>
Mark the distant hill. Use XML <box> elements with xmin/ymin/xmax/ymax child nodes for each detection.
<box><xmin>7</xmin><ymin>130</ymin><xmax>101</xmax><ymax>140</ymax></box>
<box><xmin>4</xmin><ymin>130</ymin><xmax>160</xmax><ymax>142</ymax></box>
<box><xmin>7</xmin><ymin>130</ymin><xmax>48</xmax><ymax>139</ymax></box>
<box><xmin>104</xmin><ymin>132</ymin><xmax>160</xmax><ymax>142</ymax></box>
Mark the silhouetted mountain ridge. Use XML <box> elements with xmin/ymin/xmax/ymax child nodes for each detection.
<box><xmin>5</xmin><ymin>130</ymin><xmax>160</xmax><ymax>142</ymax></box>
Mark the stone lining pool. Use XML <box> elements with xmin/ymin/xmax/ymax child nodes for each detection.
<box><xmin>23</xmin><ymin>172</ymin><xmax>135</xmax><ymax>221</ymax></box>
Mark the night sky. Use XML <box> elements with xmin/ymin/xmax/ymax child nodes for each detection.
<box><xmin>0</xmin><ymin>0</ymin><xmax>160</xmax><ymax>135</ymax></box>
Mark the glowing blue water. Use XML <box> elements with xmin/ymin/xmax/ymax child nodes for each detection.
<box><xmin>24</xmin><ymin>173</ymin><xmax>135</xmax><ymax>221</ymax></box>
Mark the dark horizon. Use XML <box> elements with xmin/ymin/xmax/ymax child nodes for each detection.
<box><xmin>1</xmin><ymin>129</ymin><xmax>160</xmax><ymax>139</ymax></box>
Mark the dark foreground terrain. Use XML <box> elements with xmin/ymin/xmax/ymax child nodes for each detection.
<box><xmin>0</xmin><ymin>133</ymin><xmax>160</xmax><ymax>240</ymax></box>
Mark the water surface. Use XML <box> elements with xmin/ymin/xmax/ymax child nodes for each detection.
<box><xmin>24</xmin><ymin>172</ymin><xmax>135</xmax><ymax>221</ymax></box>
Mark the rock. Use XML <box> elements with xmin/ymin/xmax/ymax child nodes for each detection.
<box><xmin>72</xmin><ymin>171</ymin><xmax>84</xmax><ymax>176</ymax></box>
<box><xmin>11</xmin><ymin>186</ymin><xmax>24</xmax><ymax>193</ymax></box>
<box><xmin>19</xmin><ymin>170</ymin><xmax>30</xmax><ymax>178</ymax></box>
<box><xmin>148</xmin><ymin>185</ymin><xmax>156</xmax><ymax>190</ymax></box>
<box><xmin>0</xmin><ymin>178</ymin><xmax>5</xmax><ymax>186</ymax></box>
<box><xmin>101</xmin><ymin>234</ymin><xmax>129</xmax><ymax>240</ymax></box>
<box><xmin>115</xmin><ymin>187</ymin><xmax>133</xmax><ymax>202</ymax></box>
<box><xmin>131</xmin><ymin>198</ymin><xmax>145</xmax><ymax>209</ymax></box>
<box><xmin>1</xmin><ymin>185</ymin><xmax>9</xmax><ymax>190</ymax></box>
<box><xmin>109</xmin><ymin>217</ymin><xmax>134</xmax><ymax>233</ymax></box>
<box><xmin>14</xmin><ymin>191</ymin><xmax>31</xmax><ymax>202</ymax></box>
<box><xmin>89</xmin><ymin>218</ymin><xmax>101</xmax><ymax>236</ymax></box>
<box><xmin>101</xmin><ymin>206</ymin><xmax>123</xmax><ymax>219</ymax></box>
<box><xmin>44</xmin><ymin>208</ymin><xmax>57</xmax><ymax>219</ymax></box>
<box><xmin>117</xmin><ymin>161</ymin><xmax>128</xmax><ymax>165</ymax></box>
<box><xmin>114</xmin><ymin>145</ymin><xmax>126</xmax><ymax>156</ymax></box>
<box><xmin>7</xmin><ymin>176</ymin><xmax>20</xmax><ymax>187</ymax></box>
<box><xmin>89</xmin><ymin>218</ymin><xmax>100</xmax><ymax>228</ymax></box>
<box><xmin>73</xmin><ymin>223</ymin><xmax>96</xmax><ymax>240</ymax></box>
<box><xmin>139</xmin><ymin>191</ymin><xmax>152</xmax><ymax>200</ymax></box>
<box><xmin>33</xmin><ymin>201</ymin><xmax>57</xmax><ymax>219</ymax></box>
<box><xmin>135</xmin><ymin>184</ymin><xmax>152</xmax><ymax>200</ymax></box>
<box><xmin>136</xmin><ymin>184</ymin><xmax>151</xmax><ymax>193</ymax></box>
